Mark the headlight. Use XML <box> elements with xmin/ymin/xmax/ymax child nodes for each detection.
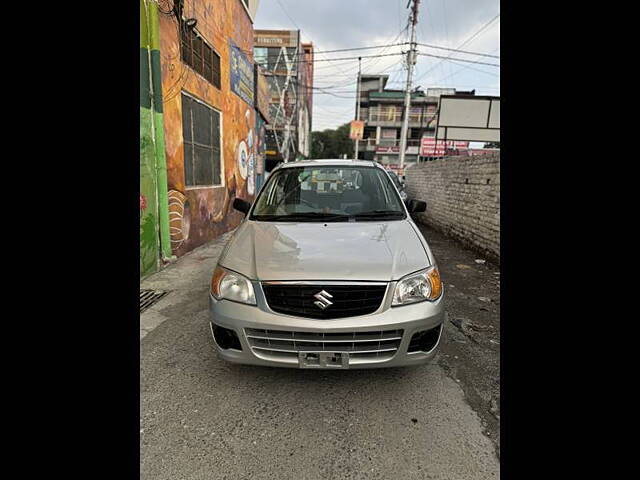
<box><xmin>392</xmin><ymin>266</ymin><xmax>443</xmax><ymax>306</ymax></box>
<box><xmin>210</xmin><ymin>265</ymin><xmax>256</xmax><ymax>305</ymax></box>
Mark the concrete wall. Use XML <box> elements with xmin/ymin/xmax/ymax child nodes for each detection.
<box><xmin>405</xmin><ymin>154</ymin><xmax>500</xmax><ymax>263</ymax></box>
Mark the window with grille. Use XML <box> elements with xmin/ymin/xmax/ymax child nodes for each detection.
<box><xmin>180</xmin><ymin>26</ymin><xmax>221</xmax><ymax>89</ymax></box>
<box><xmin>181</xmin><ymin>93</ymin><xmax>222</xmax><ymax>187</ymax></box>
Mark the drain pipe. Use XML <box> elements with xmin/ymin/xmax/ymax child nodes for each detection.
<box><xmin>143</xmin><ymin>0</ymin><xmax>173</xmax><ymax>262</ymax></box>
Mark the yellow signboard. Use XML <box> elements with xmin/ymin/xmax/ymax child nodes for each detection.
<box><xmin>349</xmin><ymin>120</ymin><xmax>364</xmax><ymax>140</ymax></box>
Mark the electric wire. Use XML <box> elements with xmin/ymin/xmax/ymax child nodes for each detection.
<box><xmin>414</xmin><ymin>13</ymin><xmax>500</xmax><ymax>82</ymax></box>
<box><xmin>431</xmin><ymin>50</ymin><xmax>501</xmax><ymax>83</ymax></box>
<box><xmin>417</xmin><ymin>43</ymin><xmax>500</xmax><ymax>58</ymax></box>
<box><xmin>418</xmin><ymin>52</ymin><xmax>499</xmax><ymax>67</ymax></box>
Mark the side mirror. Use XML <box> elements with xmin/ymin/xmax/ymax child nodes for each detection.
<box><xmin>233</xmin><ymin>198</ymin><xmax>251</xmax><ymax>216</ymax></box>
<box><xmin>407</xmin><ymin>199</ymin><xmax>427</xmax><ymax>213</ymax></box>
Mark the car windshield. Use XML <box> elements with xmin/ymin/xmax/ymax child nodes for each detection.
<box><xmin>250</xmin><ymin>165</ymin><xmax>406</xmax><ymax>222</ymax></box>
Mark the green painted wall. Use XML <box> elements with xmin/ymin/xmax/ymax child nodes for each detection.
<box><xmin>140</xmin><ymin>0</ymin><xmax>167</xmax><ymax>279</ymax></box>
<box><xmin>140</xmin><ymin>105</ymin><xmax>160</xmax><ymax>278</ymax></box>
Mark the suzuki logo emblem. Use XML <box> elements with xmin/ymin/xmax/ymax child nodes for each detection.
<box><xmin>313</xmin><ymin>290</ymin><xmax>333</xmax><ymax>310</ymax></box>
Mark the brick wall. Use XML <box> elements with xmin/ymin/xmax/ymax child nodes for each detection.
<box><xmin>405</xmin><ymin>154</ymin><xmax>500</xmax><ymax>263</ymax></box>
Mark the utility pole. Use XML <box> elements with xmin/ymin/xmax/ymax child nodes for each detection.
<box><xmin>399</xmin><ymin>0</ymin><xmax>420</xmax><ymax>170</ymax></box>
<box><xmin>354</xmin><ymin>56</ymin><xmax>362</xmax><ymax>160</ymax></box>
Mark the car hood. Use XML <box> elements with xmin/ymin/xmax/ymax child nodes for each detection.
<box><xmin>218</xmin><ymin>220</ymin><xmax>431</xmax><ymax>281</ymax></box>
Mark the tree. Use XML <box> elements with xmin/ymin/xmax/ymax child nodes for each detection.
<box><xmin>310</xmin><ymin>123</ymin><xmax>354</xmax><ymax>159</ymax></box>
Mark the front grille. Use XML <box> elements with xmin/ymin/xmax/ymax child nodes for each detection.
<box><xmin>261</xmin><ymin>283</ymin><xmax>388</xmax><ymax>319</ymax></box>
<box><xmin>245</xmin><ymin>328</ymin><xmax>404</xmax><ymax>365</ymax></box>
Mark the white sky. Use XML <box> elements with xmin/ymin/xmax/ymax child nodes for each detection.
<box><xmin>254</xmin><ymin>0</ymin><xmax>500</xmax><ymax>132</ymax></box>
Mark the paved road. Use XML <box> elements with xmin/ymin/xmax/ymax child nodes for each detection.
<box><xmin>140</xmin><ymin>225</ymin><xmax>500</xmax><ymax>479</ymax></box>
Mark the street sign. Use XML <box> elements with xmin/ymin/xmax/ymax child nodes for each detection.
<box><xmin>349</xmin><ymin>120</ymin><xmax>364</xmax><ymax>140</ymax></box>
<box><xmin>420</xmin><ymin>137</ymin><xmax>468</xmax><ymax>156</ymax></box>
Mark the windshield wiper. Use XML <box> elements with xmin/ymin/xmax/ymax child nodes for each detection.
<box><xmin>253</xmin><ymin>212</ymin><xmax>350</xmax><ymax>222</ymax></box>
<box><xmin>352</xmin><ymin>210</ymin><xmax>405</xmax><ymax>220</ymax></box>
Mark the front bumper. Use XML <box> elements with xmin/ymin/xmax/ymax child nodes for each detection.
<box><xmin>208</xmin><ymin>282</ymin><xmax>446</xmax><ymax>369</ymax></box>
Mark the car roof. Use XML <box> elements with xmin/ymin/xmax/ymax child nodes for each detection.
<box><xmin>274</xmin><ymin>159</ymin><xmax>381</xmax><ymax>170</ymax></box>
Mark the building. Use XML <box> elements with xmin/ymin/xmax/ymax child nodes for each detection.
<box><xmin>139</xmin><ymin>0</ymin><xmax>264</xmax><ymax>273</ymax></box>
<box><xmin>355</xmin><ymin>74</ymin><xmax>474</xmax><ymax>173</ymax></box>
<box><xmin>253</xmin><ymin>30</ymin><xmax>313</xmax><ymax>172</ymax></box>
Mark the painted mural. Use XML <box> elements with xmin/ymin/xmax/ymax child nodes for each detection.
<box><xmin>159</xmin><ymin>0</ymin><xmax>257</xmax><ymax>257</ymax></box>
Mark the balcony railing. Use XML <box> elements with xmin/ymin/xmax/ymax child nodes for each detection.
<box><xmin>376</xmin><ymin>139</ymin><xmax>421</xmax><ymax>147</ymax></box>
<box><xmin>367</xmin><ymin>107</ymin><xmax>437</xmax><ymax>124</ymax></box>
<box><xmin>357</xmin><ymin>138</ymin><xmax>421</xmax><ymax>151</ymax></box>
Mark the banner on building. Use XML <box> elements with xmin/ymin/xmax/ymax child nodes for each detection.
<box><xmin>376</xmin><ymin>146</ymin><xmax>399</xmax><ymax>154</ymax></box>
<box><xmin>254</xmin><ymin>30</ymin><xmax>299</xmax><ymax>48</ymax></box>
<box><xmin>420</xmin><ymin>137</ymin><xmax>469</xmax><ymax>156</ymax></box>
<box><xmin>349</xmin><ymin>120</ymin><xmax>364</xmax><ymax>140</ymax></box>
<box><xmin>375</xmin><ymin>146</ymin><xmax>419</xmax><ymax>154</ymax></box>
<box><xmin>229</xmin><ymin>41</ymin><xmax>254</xmax><ymax>106</ymax></box>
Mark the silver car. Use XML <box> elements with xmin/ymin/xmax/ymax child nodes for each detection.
<box><xmin>209</xmin><ymin>160</ymin><xmax>446</xmax><ymax>369</ymax></box>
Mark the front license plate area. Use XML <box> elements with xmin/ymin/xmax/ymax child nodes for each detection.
<box><xmin>298</xmin><ymin>351</ymin><xmax>349</xmax><ymax>369</ymax></box>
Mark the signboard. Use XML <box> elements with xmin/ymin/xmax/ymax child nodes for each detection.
<box><xmin>229</xmin><ymin>41</ymin><xmax>254</xmax><ymax>106</ymax></box>
<box><xmin>376</xmin><ymin>146</ymin><xmax>399</xmax><ymax>154</ymax></box>
<box><xmin>349</xmin><ymin>120</ymin><xmax>364</xmax><ymax>140</ymax></box>
<box><xmin>254</xmin><ymin>30</ymin><xmax>299</xmax><ymax>48</ymax></box>
<box><xmin>254</xmin><ymin>65</ymin><xmax>271</xmax><ymax>124</ymax></box>
<box><xmin>420</xmin><ymin>137</ymin><xmax>469</xmax><ymax>156</ymax></box>
<box><xmin>376</xmin><ymin>146</ymin><xmax>419</xmax><ymax>154</ymax></box>
<box><xmin>435</xmin><ymin>95</ymin><xmax>500</xmax><ymax>143</ymax></box>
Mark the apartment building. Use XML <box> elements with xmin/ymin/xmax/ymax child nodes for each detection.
<box><xmin>355</xmin><ymin>74</ymin><xmax>474</xmax><ymax>170</ymax></box>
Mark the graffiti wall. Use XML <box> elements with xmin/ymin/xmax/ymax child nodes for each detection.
<box><xmin>159</xmin><ymin>0</ymin><xmax>256</xmax><ymax>257</ymax></box>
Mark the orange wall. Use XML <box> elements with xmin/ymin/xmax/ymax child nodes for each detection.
<box><xmin>159</xmin><ymin>0</ymin><xmax>256</xmax><ymax>256</ymax></box>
